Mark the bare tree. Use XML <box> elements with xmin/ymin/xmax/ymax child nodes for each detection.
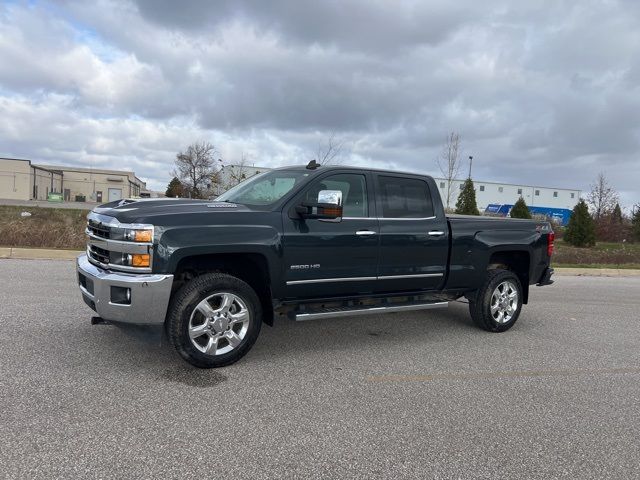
<box><xmin>226</xmin><ymin>152</ymin><xmax>250</xmax><ymax>188</ymax></box>
<box><xmin>436</xmin><ymin>132</ymin><xmax>461</xmax><ymax>210</ymax></box>
<box><xmin>316</xmin><ymin>132</ymin><xmax>345</xmax><ymax>165</ymax></box>
<box><xmin>587</xmin><ymin>172</ymin><xmax>619</xmax><ymax>221</ymax></box>
<box><xmin>173</xmin><ymin>141</ymin><xmax>219</xmax><ymax>199</ymax></box>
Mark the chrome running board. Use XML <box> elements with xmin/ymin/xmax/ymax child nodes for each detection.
<box><xmin>294</xmin><ymin>301</ymin><xmax>448</xmax><ymax>321</ymax></box>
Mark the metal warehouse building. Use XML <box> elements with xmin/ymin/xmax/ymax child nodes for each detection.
<box><xmin>435</xmin><ymin>178</ymin><xmax>581</xmax><ymax>211</ymax></box>
<box><xmin>0</xmin><ymin>158</ymin><xmax>147</xmax><ymax>203</ymax></box>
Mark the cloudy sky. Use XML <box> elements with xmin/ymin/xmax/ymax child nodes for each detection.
<box><xmin>1</xmin><ymin>0</ymin><xmax>639</xmax><ymax>206</ymax></box>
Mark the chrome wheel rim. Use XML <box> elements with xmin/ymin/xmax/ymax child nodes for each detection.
<box><xmin>490</xmin><ymin>280</ymin><xmax>519</xmax><ymax>324</ymax></box>
<box><xmin>188</xmin><ymin>292</ymin><xmax>250</xmax><ymax>356</ymax></box>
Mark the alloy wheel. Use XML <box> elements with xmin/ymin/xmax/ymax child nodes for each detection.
<box><xmin>188</xmin><ymin>292</ymin><xmax>251</xmax><ymax>355</ymax></box>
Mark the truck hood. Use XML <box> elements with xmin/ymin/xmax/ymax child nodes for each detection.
<box><xmin>92</xmin><ymin>198</ymin><xmax>254</xmax><ymax>224</ymax></box>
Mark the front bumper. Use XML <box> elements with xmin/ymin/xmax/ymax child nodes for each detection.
<box><xmin>76</xmin><ymin>254</ymin><xmax>173</xmax><ymax>325</ymax></box>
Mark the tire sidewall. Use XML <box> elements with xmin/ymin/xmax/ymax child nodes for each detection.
<box><xmin>481</xmin><ymin>270</ymin><xmax>523</xmax><ymax>331</ymax></box>
<box><xmin>168</xmin><ymin>274</ymin><xmax>262</xmax><ymax>367</ymax></box>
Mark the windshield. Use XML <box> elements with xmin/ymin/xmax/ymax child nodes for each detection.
<box><xmin>216</xmin><ymin>170</ymin><xmax>310</xmax><ymax>206</ymax></box>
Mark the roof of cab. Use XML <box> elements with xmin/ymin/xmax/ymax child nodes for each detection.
<box><xmin>273</xmin><ymin>164</ymin><xmax>428</xmax><ymax>178</ymax></box>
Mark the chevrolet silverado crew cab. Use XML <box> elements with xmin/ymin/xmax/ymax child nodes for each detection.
<box><xmin>77</xmin><ymin>163</ymin><xmax>554</xmax><ymax>368</ymax></box>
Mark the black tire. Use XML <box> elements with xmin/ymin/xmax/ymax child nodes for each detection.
<box><xmin>469</xmin><ymin>269</ymin><xmax>523</xmax><ymax>332</ymax></box>
<box><xmin>166</xmin><ymin>273</ymin><xmax>262</xmax><ymax>368</ymax></box>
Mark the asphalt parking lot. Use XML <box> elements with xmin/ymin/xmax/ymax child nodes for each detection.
<box><xmin>1</xmin><ymin>259</ymin><xmax>639</xmax><ymax>479</ymax></box>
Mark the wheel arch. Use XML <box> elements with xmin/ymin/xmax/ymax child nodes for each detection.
<box><xmin>172</xmin><ymin>252</ymin><xmax>274</xmax><ymax>326</ymax></box>
<box><xmin>487</xmin><ymin>249</ymin><xmax>530</xmax><ymax>304</ymax></box>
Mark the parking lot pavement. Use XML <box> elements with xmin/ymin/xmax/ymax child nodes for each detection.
<box><xmin>1</xmin><ymin>259</ymin><xmax>639</xmax><ymax>479</ymax></box>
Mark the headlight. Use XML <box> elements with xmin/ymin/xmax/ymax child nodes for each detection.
<box><xmin>124</xmin><ymin>228</ymin><xmax>153</xmax><ymax>243</ymax></box>
<box><xmin>133</xmin><ymin>229</ymin><xmax>153</xmax><ymax>242</ymax></box>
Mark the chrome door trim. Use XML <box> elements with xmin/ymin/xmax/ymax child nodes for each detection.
<box><xmin>287</xmin><ymin>272</ymin><xmax>443</xmax><ymax>285</ymax></box>
<box><xmin>340</xmin><ymin>216</ymin><xmax>438</xmax><ymax>221</ymax></box>
<box><xmin>380</xmin><ymin>216</ymin><xmax>437</xmax><ymax>221</ymax></box>
<box><xmin>377</xmin><ymin>273</ymin><xmax>443</xmax><ymax>280</ymax></box>
<box><xmin>287</xmin><ymin>276</ymin><xmax>377</xmax><ymax>286</ymax></box>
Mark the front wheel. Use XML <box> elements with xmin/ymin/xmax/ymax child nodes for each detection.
<box><xmin>166</xmin><ymin>273</ymin><xmax>262</xmax><ymax>368</ymax></box>
<box><xmin>469</xmin><ymin>269</ymin><xmax>523</xmax><ymax>332</ymax></box>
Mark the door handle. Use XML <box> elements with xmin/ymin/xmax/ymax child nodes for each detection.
<box><xmin>356</xmin><ymin>230</ymin><xmax>377</xmax><ymax>236</ymax></box>
<box><xmin>428</xmin><ymin>230</ymin><xmax>445</xmax><ymax>236</ymax></box>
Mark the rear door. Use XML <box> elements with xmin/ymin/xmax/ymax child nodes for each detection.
<box><xmin>281</xmin><ymin>171</ymin><xmax>379</xmax><ymax>298</ymax></box>
<box><xmin>374</xmin><ymin>174</ymin><xmax>448</xmax><ymax>292</ymax></box>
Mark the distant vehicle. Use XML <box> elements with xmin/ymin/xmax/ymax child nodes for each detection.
<box><xmin>76</xmin><ymin>164</ymin><xmax>555</xmax><ymax>368</ymax></box>
<box><xmin>485</xmin><ymin>204</ymin><xmax>572</xmax><ymax>226</ymax></box>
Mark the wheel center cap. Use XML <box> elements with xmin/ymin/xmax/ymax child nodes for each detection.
<box><xmin>211</xmin><ymin>316</ymin><xmax>229</xmax><ymax>333</ymax></box>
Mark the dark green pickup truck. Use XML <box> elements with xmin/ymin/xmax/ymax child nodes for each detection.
<box><xmin>77</xmin><ymin>163</ymin><xmax>554</xmax><ymax>367</ymax></box>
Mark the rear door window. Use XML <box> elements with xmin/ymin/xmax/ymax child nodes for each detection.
<box><xmin>377</xmin><ymin>176</ymin><xmax>434</xmax><ymax>218</ymax></box>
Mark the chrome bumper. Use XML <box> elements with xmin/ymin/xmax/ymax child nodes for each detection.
<box><xmin>76</xmin><ymin>254</ymin><xmax>173</xmax><ymax>325</ymax></box>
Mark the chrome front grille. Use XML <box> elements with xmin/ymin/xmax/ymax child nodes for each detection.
<box><xmin>88</xmin><ymin>244</ymin><xmax>110</xmax><ymax>264</ymax></box>
<box><xmin>87</xmin><ymin>220</ymin><xmax>111</xmax><ymax>239</ymax></box>
<box><xmin>85</xmin><ymin>212</ymin><xmax>154</xmax><ymax>273</ymax></box>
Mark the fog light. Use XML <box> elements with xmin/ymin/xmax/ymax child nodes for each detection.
<box><xmin>110</xmin><ymin>286</ymin><xmax>131</xmax><ymax>305</ymax></box>
<box><xmin>131</xmin><ymin>254</ymin><xmax>150</xmax><ymax>267</ymax></box>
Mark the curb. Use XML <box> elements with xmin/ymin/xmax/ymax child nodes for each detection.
<box><xmin>0</xmin><ymin>247</ymin><xmax>82</xmax><ymax>260</ymax></box>
<box><xmin>553</xmin><ymin>267</ymin><xmax>640</xmax><ymax>277</ymax></box>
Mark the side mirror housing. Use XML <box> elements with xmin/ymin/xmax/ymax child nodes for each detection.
<box><xmin>296</xmin><ymin>189</ymin><xmax>343</xmax><ymax>220</ymax></box>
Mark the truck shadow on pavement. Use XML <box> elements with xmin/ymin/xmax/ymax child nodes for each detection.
<box><xmin>251</xmin><ymin>302</ymin><xmax>478</xmax><ymax>357</ymax></box>
<box><xmin>90</xmin><ymin>301</ymin><xmax>490</xmax><ymax>376</ymax></box>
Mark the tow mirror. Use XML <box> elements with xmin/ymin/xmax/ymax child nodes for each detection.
<box><xmin>295</xmin><ymin>189</ymin><xmax>343</xmax><ymax>220</ymax></box>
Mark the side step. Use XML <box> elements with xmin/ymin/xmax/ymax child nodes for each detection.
<box><xmin>294</xmin><ymin>301</ymin><xmax>448</xmax><ymax>321</ymax></box>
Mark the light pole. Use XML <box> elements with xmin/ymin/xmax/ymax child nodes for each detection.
<box><xmin>468</xmin><ymin>156</ymin><xmax>473</xmax><ymax>178</ymax></box>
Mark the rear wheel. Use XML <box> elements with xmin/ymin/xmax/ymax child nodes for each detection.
<box><xmin>166</xmin><ymin>273</ymin><xmax>262</xmax><ymax>368</ymax></box>
<box><xmin>469</xmin><ymin>269</ymin><xmax>523</xmax><ymax>332</ymax></box>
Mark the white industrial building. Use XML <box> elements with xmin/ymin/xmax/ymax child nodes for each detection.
<box><xmin>435</xmin><ymin>178</ymin><xmax>580</xmax><ymax>211</ymax></box>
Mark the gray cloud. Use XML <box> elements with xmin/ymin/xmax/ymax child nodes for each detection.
<box><xmin>131</xmin><ymin>0</ymin><xmax>479</xmax><ymax>52</ymax></box>
<box><xmin>0</xmin><ymin>0</ymin><xmax>638</xmax><ymax>207</ymax></box>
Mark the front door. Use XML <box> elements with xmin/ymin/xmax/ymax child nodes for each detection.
<box><xmin>282</xmin><ymin>171</ymin><xmax>379</xmax><ymax>298</ymax></box>
<box><xmin>374</xmin><ymin>174</ymin><xmax>448</xmax><ymax>292</ymax></box>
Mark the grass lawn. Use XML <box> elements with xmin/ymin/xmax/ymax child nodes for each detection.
<box><xmin>0</xmin><ymin>205</ymin><xmax>89</xmax><ymax>250</ymax></box>
<box><xmin>2</xmin><ymin>205</ymin><xmax>639</xmax><ymax>270</ymax></box>
<box><xmin>553</xmin><ymin>240</ymin><xmax>640</xmax><ymax>269</ymax></box>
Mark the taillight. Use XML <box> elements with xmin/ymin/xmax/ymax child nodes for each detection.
<box><xmin>547</xmin><ymin>231</ymin><xmax>555</xmax><ymax>257</ymax></box>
